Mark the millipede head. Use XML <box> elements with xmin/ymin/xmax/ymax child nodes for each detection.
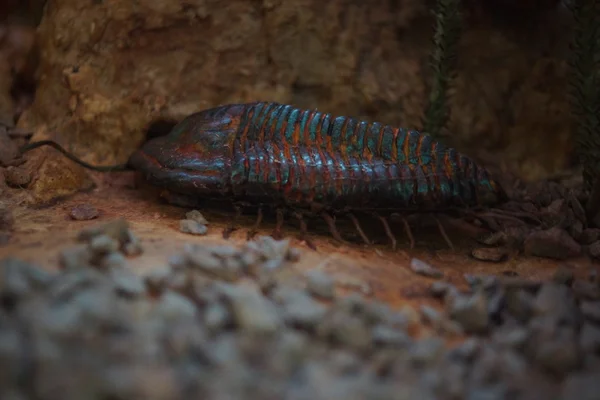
<box><xmin>128</xmin><ymin>104</ymin><xmax>247</xmax><ymax>196</ymax></box>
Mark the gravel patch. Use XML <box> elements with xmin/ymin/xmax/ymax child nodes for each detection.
<box><xmin>0</xmin><ymin>219</ymin><xmax>598</xmax><ymax>399</ymax></box>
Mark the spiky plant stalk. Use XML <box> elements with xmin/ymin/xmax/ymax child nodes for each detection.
<box><xmin>566</xmin><ymin>0</ymin><xmax>600</xmax><ymax>195</ymax></box>
<box><xmin>423</xmin><ymin>0</ymin><xmax>463</xmax><ymax>139</ymax></box>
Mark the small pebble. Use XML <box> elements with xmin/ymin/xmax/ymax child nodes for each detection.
<box><xmin>99</xmin><ymin>252</ymin><xmax>128</xmax><ymax>269</ymax></box>
<box><xmin>449</xmin><ymin>337</ymin><xmax>481</xmax><ymax>361</ymax></box>
<box><xmin>0</xmin><ymin>257</ymin><xmax>52</xmax><ymax>299</ymax></box>
<box><xmin>492</xmin><ymin>326</ymin><xmax>529</xmax><ymax>349</ymax></box>
<box><xmin>429</xmin><ymin>281</ymin><xmax>456</xmax><ymax>298</ymax></box>
<box><xmin>143</xmin><ymin>266</ymin><xmax>172</xmax><ymax>294</ymax></box>
<box><xmin>524</xmin><ymin>227</ymin><xmax>582</xmax><ymax>260</ymax></box>
<box><xmin>277</xmin><ymin>289</ymin><xmax>327</xmax><ymax>329</ymax></box>
<box><xmin>477</xmin><ymin>231</ymin><xmax>507</xmax><ymax>246</ymax></box>
<box><xmin>123</xmin><ymin>235</ymin><xmax>143</xmax><ymax>256</ymax></box>
<box><xmin>179</xmin><ymin>219</ymin><xmax>208</xmax><ymax>235</ymax></box>
<box><xmin>421</xmin><ymin>305</ymin><xmax>462</xmax><ymax>337</ymax></box>
<box><xmin>588</xmin><ymin>240</ymin><xmax>600</xmax><ymax>259</ymax></box>
<box><xmin>530</xmin><ymin>324</ymin><xmax>582</xmax><ymax>375</ymax></box>
<box><xmin>504</xmin><ymin>289</ymin><xmax>534</xmax><ymax>321</ymax></box>
<box><xmin>471</xmin><ymin>247</ymin><xmax>508</xmax><ymax>262</ymax></box>
<box><xmin>152</xmin><ymin>290</ymin><xmax>198</xmax><ymax>322</ymax></box>
<box><xmin>185</xmin><ymin>210</ymin><xmax>209</xmax><ymax>225</ymax></box>
<box><xmin>532</xmin><ymin>283</ymin><xmax>580</xmax><ymax>326</ymax></box>
<box><xmin>110</xmin><ymin>268</ymin><xmax>146</xmax><ymax>298</ymax></box>
<box><xmin>69</xmin><ymin>204</ymin><xmax>99</xmax><ymax>221</ymax></box>
<box><xmin>183</xmin><ymin>243</ymin><xmax>243</xmax><ymax>281</ymax></box>
<box><xmin>305</xmin><ymin>270</ymin><xmax>335</xmax><ymax>300</ymax></box>
<box><xmin>448</xmin><ymin>290</ymin><xmax>489</xmax><ymax>334</ymax></box>
<box><xmin>371</xmin><ymin>324</ymin><xmax>411</xmax><ymax>348</ymax></box>
<box><xmin>5</xmin><ymin>166</ymin><xmax>31</xmax><ymax>187</ymax></box>
<box><xmin>543</xmin><ymin>198</ymin><xmax>566</xmax><ymax>215</ymax></box>
<box><xmin>409</xmin><ymin>337</ymin><xmax>444</xmax><ymax>366</ymax></box>
<box><xmin>204</xmin><ymin>302</ymin><xmax>231</xmax><ymax>333</ymax></box>
<box><xmin>580</xmin><ymin>228</ymin><xmax>600</xmax><ymax>245</ymax></box>
<box><xmin>322</xmin><ymin>312</ymin><xmax>372</xmax><ymax>351</ymax></box>
<box><xmin>89</xmin><ymin>234</ymin><xmax>119</xmax><ymax>255</ymax></box>
<box><xmin>410</xmin><ymin>258</ymin><xmax>444</xmax><ymax>279</ymax></box>
<box><xmin>221</xmin><ymin>283</ymin><xmax>282</xmax><ymax>334</ymax></box>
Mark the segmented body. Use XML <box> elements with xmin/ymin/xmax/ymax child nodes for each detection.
<box><xmin>130</xmin><ymin>102</ymin><xmax>506</xmax><ymax>215</ymax></box>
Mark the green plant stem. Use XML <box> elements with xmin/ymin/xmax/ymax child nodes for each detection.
<box><xmin>567</xmin><ymin>0</ymin><xmax>600</xmax><ymax>194</ymax></box>
<box><xmin>423</xmin><ymin>0</ymin><xmax>463</xmax><ymax>139</ymax></box>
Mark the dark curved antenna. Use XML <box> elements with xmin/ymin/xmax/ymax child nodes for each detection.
<box><xmin>19</xmin><ymin>140</ymin><xmax>132</xmax><ymax>172</ymax></box>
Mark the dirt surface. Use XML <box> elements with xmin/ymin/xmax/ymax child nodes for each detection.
<box><xmin>1</xmin><ymin>172</ymin><xmax>594</xmax><ymax>313</ymax></box>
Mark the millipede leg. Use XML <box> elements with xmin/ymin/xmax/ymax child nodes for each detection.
<box><xmin>271</xmin><ymin>208</ymin><xmax>285</xmax><ymax>240</ymax></box>
<box><xmin>400</xmin><ymin>215</ymin><xmax>415</xmax><ymax>249</ymax></box>
<box><xmin>322</xmin><ymin>212</ymin><xmax>346</xmax><ymax>243</ymax></box>
<box><xmin>222</xmin><ymin>205</ymin><xmax>242</xmax><ymax>239</ymax></box>
<box><xmin>294</xmin><ymin>212</ymin><xmax>317</xmax><ymax>250</ymax></box>
<box><xmin>434</xmin><ymin>216</ymin><xmax>454</xmax><ymax>250</ymax></box>
<box><xmin>376</xmin><ymin>214</ymin><xmax>397</xmax><ymax>251</ymax></box>
<box><xmin>246</xmin><ymin>207</ymin><xmax>263</xmax><ymax>241</ymax></box>
<box><xmin>348</xmin><ymin>213</ymin><xmax>371</xmax><ymax>245</ymax></box>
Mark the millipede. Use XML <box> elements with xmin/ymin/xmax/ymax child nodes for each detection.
<box><xmin>22</xmin><ymin>101</ymin><xmax>510</xmax><ymax>249</ymax></box>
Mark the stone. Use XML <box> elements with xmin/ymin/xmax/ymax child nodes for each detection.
<box><xmin>524</xmin><ymin>227</ymin><xmax>582</xmax><ymax>260</ymax></box>
<box><xmin>69</xmin><ymin>204</ymin><xmax>99</xmax><ymax>221</ymax></box>
<box><xmin>179</xmin><ymin>219</ymin><xmax>208</xmax><ymax>235</ymax></box>
<box><xmin>185</xmin><ymin>210</ymin><xmax>209</xmax><ymax>225</ymax></box>
<box><xmin>109</xmin><ymin>268</ymin><xmax>146</xmax><ymax>298</ymax></box>
<box><xmin>4</xmin><ymin>166</ymin><xmax>30</xmax><ymax>187</ymax></box>
<box><xmin>221</xmin><ymin>284</ymin><xmax>282</xmax><ymax>334</ymax></box>
<box><xmin>447</xmin><ymin>290</ymin><xmax>489</xmax><ymax>334</ymax></box>
<box><xmin>89</xmin><ymin>234</ymin><xmax>119</xmax><ymax>255</ymax></box>
<box><xmin>579</xmin><ymin>228</ymin><xmax>600</xmax><ymax>245</ymax></box>
<box><xmin>588</xmin><ymin>241</ymin><xmax>600</xmax><ymax>259</ymax></box>
<box><xmin>410</xmin><ymin>258</ymin><xmax>444</xmax><ymax>279</ymax></box>
<box><xmin>532</xmin><ymin>283</ymin><xmax>580</xmax><ymax>326</ymax></box>
<box><xmin>305</xmin><ymin>270</ymin><xmax>335</xmax><ymax>300</ymax></box>
<box><xmin>278</xmin><ymin>289</ymin><xmax>327</xmax><ymax>329</ymax></box>
<box><xmin>471</xmin><ymin>247</ymin><xmax>509</xmax><ymax>262</ymax></box>
<box><xmin>371</xmin><ymin>324</ymin><xmax>411</xmax><ymax>348</ymax></box>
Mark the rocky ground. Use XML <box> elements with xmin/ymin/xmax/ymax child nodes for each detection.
<box><xmin>1</xmin><ymin>215</ymin><xmax>599</xmax><ymax>400</ymax></box>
